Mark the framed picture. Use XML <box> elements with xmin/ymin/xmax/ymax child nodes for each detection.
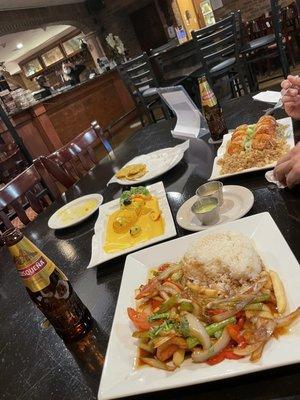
<box><xmin>22</xmin><ymin>58</ymin><xmax>43</xmax><ymax>77</ymax></box>
<box><xmin>41</xmin><ymin>46</ymin><xmax>64</xmax><ymax>67</ymax></box>
<box><xmin>62</xmin><ymin>35</ymin><xmax>84</xmax><ymax>56</ymax></box>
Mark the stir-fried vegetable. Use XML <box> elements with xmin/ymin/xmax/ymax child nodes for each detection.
<box><xmin>269</xmin><ymin>270</ymin><xmax>287</xmax><ymax>314</ymax></box>
<box><xmin>205</xmin><ymin>317</ymin><xmax>236</xmax><ymax>336</ymax></box>
<box><xmin>192</xmin><ymin>328</ymin><xmax>231</xmax><ymax>363</ymax></box>
<box><xmin>128</xmin><ymin>261</ymin><xmax>300</xmax><ymax>371</ymax></box>
<box><xmin>185</xmin><ymin>313</ymin><xmax>211</xmax><ymax>350</ymax></box>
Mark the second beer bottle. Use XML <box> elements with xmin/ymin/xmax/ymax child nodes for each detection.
<box><xmin>199</xmin><ymin>75</ymin><xmax>228</xmax><ymax>142</ymax></box>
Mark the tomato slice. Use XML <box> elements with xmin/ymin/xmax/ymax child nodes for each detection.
<box><xmin>151</xmin><ymin>298</ymin><xmax>162</xmax><ymax>310</ymax></box>
<box><xmin>135</xmin><ymin>278</ymin><xmax>158</xmax><ymax>300</ymax></box>
<box><xmin>207</xmin><ymin>309</ymin><xmax>226</xmax><ymax>316</ymax></box>
<box><xmin>206</xmin><ymin>351</ymin><xmax>226</xmax><ymax>365</ymax></box>
<box><xmin>127</xmin><ymin>307</ymin><xmax>151</xmax><ymax>331</ymax></box>
<box><xmin>227</xmin><ymin>324</ymin><xmax>247</xmax><ymax>347</ymax></box>
<box><xmin>158</xmin><ymin>263</ymin><xmax>170</xmax><ymax>271</ymax></box>
<box><xmin>224</xmin><ymin>350</ymin><xmax>243</xmax><ymax>360</ymax></box>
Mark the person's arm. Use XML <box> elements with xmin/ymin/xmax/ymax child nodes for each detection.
<box><xmin>274</xmin><ymin>142</ymin><xmax>300</xmax><ymax>188</ymax></box>
<box><xmin>281</xmin><ymin>75</ymin><xmax>300</xmax><ymax>120</ymax></box>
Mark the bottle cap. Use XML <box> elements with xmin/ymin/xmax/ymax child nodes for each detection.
<box><xmin>1</xmin><ymin>228</ymin><xmax>23</xmax><ymax>247</ymax></box>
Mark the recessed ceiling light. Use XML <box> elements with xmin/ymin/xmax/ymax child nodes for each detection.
<box><xmin>16</xmin><ymin>43</ymin><xmax>23</xmax><ymax>49</ymax></box>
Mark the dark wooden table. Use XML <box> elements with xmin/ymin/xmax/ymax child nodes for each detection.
<box><xmin>1</xmin><ymin>94</ymin><xmax>300</xmax><ymax>400</ymax></box>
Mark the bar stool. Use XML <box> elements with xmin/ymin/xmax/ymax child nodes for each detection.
<box><xmin>192</xmin><ymin>13</ymin><xmax>249</xmax><ymax>99</ymax></box>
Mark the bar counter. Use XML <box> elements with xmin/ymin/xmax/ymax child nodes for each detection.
<box><xmin>0</xmin><ymin>70</ymin><xmax>136</xmax><ymax>158</ymax></box>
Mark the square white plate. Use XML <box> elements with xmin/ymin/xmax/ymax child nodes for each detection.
<box><xmin>88</xmin><ymin>181</ymin><xmax>177</xmax><ymax>268</ymax></box>
<box><xmin>209</xmin><ymin>117</ymin><xmax>295</xmax><ymax>180</ymax></box>
<box><xmin>107</xmin><ymin>141</ymin><xmax>189</xmax><ymax>186</ymax></box>
<box><xmin>98</xmin><ymin>212</ymin><xmax>300</xmax><ymax>400</ymax></box>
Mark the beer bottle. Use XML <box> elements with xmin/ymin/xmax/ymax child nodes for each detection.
<box><xmin>2</xmin><ymin>228</ymin><xmax>93</xmax><ymax>342</ymax></box>
<box><xmin>198</xmin><ymin>75</ymin><xmax>228</xmax><ymax>141</ymax></box>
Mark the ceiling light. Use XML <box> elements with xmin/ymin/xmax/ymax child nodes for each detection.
<box><xmin>16</xmin><ymin>43</ymin><xmax>23</xmax><ymax>49</ymax></box>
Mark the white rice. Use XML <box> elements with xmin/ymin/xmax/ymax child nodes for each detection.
<box><xmin>183</xmin><ymin>231</ymin><xmax>262</xmax><ymax>283</ymax></box>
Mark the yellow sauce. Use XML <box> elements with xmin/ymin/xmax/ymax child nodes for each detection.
<box><xmin>58</xmin><ymin>199</ymin><xmax>98</xmax><ymax>224</ymax></box>
<box><xmin>103</xmin><ymin>196</ymin><xmax>164</xmax><ymax>253</ymax></box>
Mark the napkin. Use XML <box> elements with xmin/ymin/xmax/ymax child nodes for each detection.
<box><xmin>252</xmin><ymin>91</ymin><xmax>281</xmax><ymax>104</ymax></box>
<box><xmin>265</xmin><ymin>170</ymin><xmax>286</xmax><ymax>188</ymax></box>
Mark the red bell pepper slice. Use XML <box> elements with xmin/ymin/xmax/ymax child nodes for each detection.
<box><xmin>127</xmin><ymin>307</ymin><xmax>151</xmax><ymax>331</ymax></box>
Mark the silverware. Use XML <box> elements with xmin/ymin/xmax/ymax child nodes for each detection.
<box><xmin>263</xmin><ymin>98</ymin><xmax>283</xmax><ymax>115</ymax></box>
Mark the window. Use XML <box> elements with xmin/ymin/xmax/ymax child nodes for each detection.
<box><xmin>22</xmin><ymin>58</ymin><xmax>43</xmax><ymax>77</ymax></box>
<box><xmin>62</xmin><ymin>34</ymin><xmax>85</xmax><ymax>56</ymax></box>
<box><xmin>41</xmin><ymin>46</ymin><xmax>64</xmax><ymax>67</ymax></box>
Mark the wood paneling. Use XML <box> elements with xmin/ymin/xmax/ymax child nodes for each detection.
<box><xmin>1</xmin><ymin>70</ymin><xmax>136</xmax><ymax>157</ymax></box>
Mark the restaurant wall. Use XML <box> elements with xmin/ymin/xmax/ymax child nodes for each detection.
<box><xmin>214</xmin><ymin>0</ymin><xmax>293</xmax><ymax>21</ymax></box>
<box><xmin>97</xmin><ymin>0</ymin><xmax>165</xmax><ymax>57</ymax></box>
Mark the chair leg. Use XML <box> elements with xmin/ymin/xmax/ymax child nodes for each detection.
<box><xmin>278</xmin><ymin>41</ymin><xmax>290</xmax><ymax>78</ymax></box>
<box><xmin>229</xmin><ymin>77</ymin><xmax>236</xmax><ymax>98</ymax></box>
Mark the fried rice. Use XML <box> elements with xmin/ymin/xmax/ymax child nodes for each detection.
<box><xmin>218</xmin><ymin>136</ymin><xmax>290</xmax><ymax>175</ymax></box>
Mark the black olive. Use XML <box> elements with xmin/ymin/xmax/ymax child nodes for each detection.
<box><xmin>123</xmin><ymin>198</ymin><xmax>132</xmax><ymax>206</ymax></box>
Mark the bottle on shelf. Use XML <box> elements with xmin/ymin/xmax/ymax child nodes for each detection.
<box><xmin>2</xmin><ymin>228</ymin><xmax>93</xmax><ymax>342</ymax></box>
<box><xmin>198</xmin><ymin>75</ymin><xmax>228</xmax><ymax>142</ymax></box>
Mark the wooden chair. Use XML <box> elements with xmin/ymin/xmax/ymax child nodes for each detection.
<box><xmin>118</xmin><ymin>53</ymin><xmax>170</xmax><ymax>124</ymax></box>
<box><xmin>42</xmin><ymin>123</ymin><xmax>112</xmax><ymax>184</ymax></box>
<box><xmin>0</xmin><ymin>145</ymin><xmax>28</xmax><ymax>184</ymax></box>
<box><xmin>0</xmin><ymin>160</ymin><xmax>61</xmax><ymax>232</ymax></box>
<box><xmin>192</xmin><ymin>13</ymin><xmax>248</xmax><ymax>99</ymax></box>
<box><xmin>239</xmin><ymin>0</ymin><xmax>290</xmax><ymax>90</ymax></box>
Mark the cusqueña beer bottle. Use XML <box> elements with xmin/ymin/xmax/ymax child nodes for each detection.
<box><xmin>2</xmin><ymin>228</ymin><xmax>93</xmax><ymax>342</ymax></box>
<box><xmin>199</xmin><ymin>75</ymin><xmax>228</xmax><ymax>141</ymax></box>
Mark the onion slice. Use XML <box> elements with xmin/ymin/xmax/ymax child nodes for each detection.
<box><xmin>185</xmin><ymin>313</ymin><xmax>211</xmax><ymax>350</ymax></box>
<box><xmin>211</xmin><ymin>294</ymin><xmax>256</xmax><ymax>322</ymax></box>
<box><xmin>192</xmin><ymin>327</ymin><xmax>230</xmax><ymax>363</ymax></box>
<box><xmin>141</xmin><ymin>357</ymin><xmax>176</xmax><ymax>371</ymax></box>
<box><xmin>276</xmin><ymin>307</ymin><xmax>300</xmax><ymax>328</ymax></box>
<box><xmin>233</xmin><ymin>342</ymin><xmax>263</xmax><ymax>356</ymax></box>
<box><xmin>158</xmin><ymin>264</ymin><xmax>182</xmax><ymax>281</ymax></box>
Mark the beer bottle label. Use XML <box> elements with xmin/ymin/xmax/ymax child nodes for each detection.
<box><xmin>199</xmin><ymin>82</ymin><xmax>217</xmax><ymax>107</ymax></box>
<box><xmin>8</xmin><ymin>237</ymin><xmax>56</xmax><ymax>292</ymax></box>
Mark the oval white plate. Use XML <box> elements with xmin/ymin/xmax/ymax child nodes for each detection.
<box><xmin>48</xmin><ymin>194</ymin><xmax>103</xmax><ymax>230</ymax></box>
<box><xmin>107</xmin><ymin>141</ymin><xmax>189</xmax><ymax>186</ymax></box>
<box><xmin>176</xmin><ymin>185</ymin><xmax>254</xmax><ymax>231</ymax></box>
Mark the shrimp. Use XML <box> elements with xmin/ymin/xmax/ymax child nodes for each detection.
<box><xmin>257</xmin><ymin>115</ymin><xmax>277</xmax><ymax>127</ymax></box>
<box><xmin>232</xmin><ymin>130</ymin><xmax>247</xmax><ymax>141</ymax></box>
<box><xmin>227</xmin><ymin>141</ymin><xmax>244</xmax><ymax>155</ymax></box>
<box><xmin>254</xmin><ymin>124</ymin><xmax>276</xmax><ymax>137</ymax></box>
<box><xmin>252</xmin><ymin>134</ymin><xmax>275</xmax><ymax>150</ymax></box>
<box><xmin>234</xmin><ymin>124</ymin><xmax>248</xmax><ymax>132</ymax></box>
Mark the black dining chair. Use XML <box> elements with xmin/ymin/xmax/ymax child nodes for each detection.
<box><xmin>192</xmin><ymin>13</ymin><xmax>249</xmax><ymax>99</ymax></box>
<box><xmin>239</xmin><ymin>0</ymin><xmax>290</xmax><ymax>91</ymax></box>
<box><xmin>118</xmin><ymin>53</ymin><xmax>170</xmax><ymax>125</ymax></box>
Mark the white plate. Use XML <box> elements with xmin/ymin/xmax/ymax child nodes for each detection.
<box><xmin>107</xmin><ymin>141</ymin><xmax>189</xmax><ymax>186</ymax></box>
<box><xmin>98</xmin><ymin>212</ymin><xmax>300</xmax><ymax>400</ymax></box>
<box><xmin>209</xmin><ymin>117</ymin><xmax>295</xmax><ymax>180</ymax></box>
<box><xmin>48</xmin><ymin>194</ymin><xmax>103</xmax><ymax>230</ymax></box>
<box><xmin>88</xmin><ymin>181</ymin><xmax>177</xmax><ymax>268</ymax></box>
<box><xmin>176</xmin><ymin>185</ymin><xmax>254</xmax><ymax>231</ymax></box>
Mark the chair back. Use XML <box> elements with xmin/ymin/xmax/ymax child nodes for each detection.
<box><xmin>0</xmin><ymin>146</ymin><xmax>27</xmax><ymax>184</ymax></box>
<box><xmin>192</xmin><ymin>13</ymin><xmax>239</xmax><ymax>77</ymax></box>
<box><xmin>46</xmin><ymin>124</ymin><xmax>108</xmax><ymax>181</ymax></box>
<box><xmin>119</xmin><ymin>52</ymin><xmax>159</xmax><ymax>96</ymax></box>
<box><xmin>0</xmin><ymin>161</ymin><xmax>60</xmax><ymax>231</ymax></box>
<box><xmin>152</xmin><ymin>40</ymin><xmax>198</xmax><ymax>84</ymax></box>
